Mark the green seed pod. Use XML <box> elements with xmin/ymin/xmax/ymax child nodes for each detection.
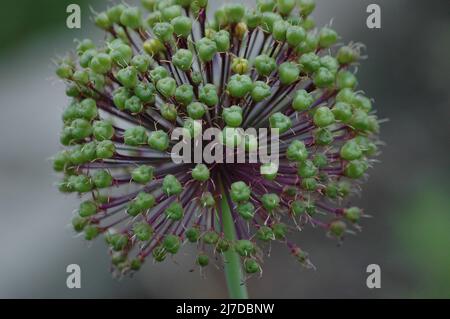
<box><xmin>230</xmin><ymin>181</ymin><xmax>251</xmax><ymax>203</ymax></box>
<box><xmin>254</xmin><ymin>54</ymin><xmax>277</xmax><ymax>77</ymax></box>
<box><xmin>93</xmin><ymin>120</ymin><xmax>114</xmax><ymax>141</ymax></box>
<box><xmin>160</xmin><ymin>103</ymin><xmax>178</xmax><ymax>121</ymax></box>
<box><xmin>313</xmin><ymin>67</ymin><xmax>335</xmax><ymax>88</ymax></box>
<box><xmin>146</xmin><ymin>11</ymin><xmax>163</xmax><ymax>28</ymax></box>
<box><xmin>292</xmin><ymin>89</ymin><xmax>314</xmax><ymax>111</ymax></box>
<box><xmin>278</xmin><ymin>62</ymin><xmax>300</xmax><ymax>85</ymax></box>
<box><xmin>90</xmin><ymin>53</ymin><xmax>112</xmax><ymax>74</ymax></box>
<box><xmin>244</xmin><ymin>259</ymin><xmax>260</xmax><ymax>274</ymax></box>
<box><xmin>261</xmin><ymin>193</ymin><xmax>280</xmax><ymax>212</ymax></box>
<box><xmin>350</xmin><ymin>109</ymin><xmax>370</xmax><ymax>131</ymax></box>
<box><xmin>191</xmin><ymin>164</ymin><xmax>210</xmax><ymax>182</ymax></box>
<box><xmin>124</xmin><ymin>126</ymin><xmax>148</xmax><ymax>146</ymax></box>
<box><xmin>175</xmin><ymin>84</ymin><xmax>194</xmax><ymax>106</ymax></box>
<box><xmin>92</xmin><ymin>170</ymin><xmax>113</xmax><ymax>188</ymax></box>
<box><xmin>257</xmin><ymin>0</ymin><xmax>276</xmax><ymax>13</ymax></box>
<box><xmin>314</xmin><ymin>128</ymin><xmax>334</xmax><ymax>145</ymax></box>
<box><xmin>235</xmin><ymin>240</ymin><xmax>255</xmax><ymax>257</ymax></box>
<box><xmin>332</xmin><ymin>102</ymin><xmax>353</xmax><ymax>122</ymax></box>
<box><xmin>237</xmin><ymin>202</ymin><xmax>255</xmax><ymax>220</ymax></box>
<box><xmin>224</xmin><ymin>3</ymin><xmax>246</xmax><ymax>24</ymax></box>
<box><xmin>171</xmin><ymin>16</ymin><xmax>192</xmax><ymax>38</ymax></box>
<box><xmin>187</xmin><ymin>102</ymin><xmax>206</xmax><ymax>120</ymax></box>
<box><xmin>199</xmin><ymin>84</ymin><xmax>219</xmax><ymax>106</ymax></box>
<box><xmin>197</xmin><ymin>254</ymin><xmax>209</xmax><ymax>267</ymax></box>
<box><xmin>277</xmin><ymin>0</ymin><xmax>296</xmax><ymax>15</ymax></box>
<box><xmin>216</xmin><ymin>238</ymin><xmax>231</xmax><ymax>253</ymax></box>
<box><xmin>203</xmin><ymin>231</ymin><xmax>219</xmax><ymax>245</ymax></box>
<box><xmin>183</xmin><ymin>118</ymin><xmax>202</xmax><ymax>139</ymax></box>
<box><xmin>72</xmin><ymin>216</ymin><xmax>88</xmax><ymax>233</ymax></box>
<box><xmin>344</xmin><ymin>207</ymin><xmax>361</xmax><ymax>223</ymax></box>
<box><xmin>117</xmin><ymin>66</ymin><xmax>138</xmax><ymax>89</ymax></box>
<box><xmin>172</xmin><ymin>49</ymin><xmax>193</xmax><ymax>71</ymax></box>
<box><xmin>133</xmin><ymin>222</ymin><xmax>153</xmax><ymax>241</ymax></box>
<box><xmin>130</xmin><ymin>259</ymin><xmax>142</xmax><ymax>271</ymax></box>
<box><xmin>131</xmin><ymin>165</ymin><xmax>154</xmax><ymax>184</ymax></box>
<box><xmin>325</xmin><ymin>182</ymin><xmax>339</xmax><ymax>199</ymax></box>
<box><xmin>76</xmin><ymin>39</ymin><xmax>95</xmax><ymax>55</ymax></box>
<box><xmin>269</xmin><ymin>112</ymin><xmax>292</xmax><ymax>134</ymax></box>
<box><xmin>120</xmin><ymin>7</ymin><xmax>142</xmax><ymax>29</ymax></box>
<box><xmin>297</xmin><ymin>160</ymin><xmax>318</xmax><ymax>178</ymax></box>
<box><xmin>124</xmin><ymin>96</ymin><xmax>144</xmax><ymax>113</ymax></box>
<box><xmin>79</xmin><ymin>200</ymin><xmax>98</xmax><ymax>218</ymax></box>
<box><xmin>353</xmin><ymin>94</ymin><xmax>373</xmax><ymax>113</ymax></box>
<box><xmin>113</xmin><ymin>87</ymin><xmax>130</xmax><ymax>110</ymax></box>
<box><xmin>84</xmin><ymin>225</ymin><xmax>100</xmax><ymax>241</ymax></box>
<box><xmin>131</xmin><ymin>54</ymin><xmax>153</xmax><ymax>73</ymax></box>
<box><xmin>143</xmin><ymin>38</ymin><xmax>166</xmax><ymax>56</ymax></box>
<box><xmin>56</xmin><ymin>63</ymin><xmax>73</xmax><ymax>79</ymax></box>
<box><xmin>286</xmin><ymin>25</ymin><xmax>306</xmax><ymax>47</ymax></box>
<box><xmin>186</xmin><ymin>227</ymin><xmax>201</xmax><ymax>243</ymax></box>
<box><xmin>161</xmin><ymin>5</ymin><xmax>182</xmax><ymax>21</ymax></box>
<box><xmin>299</xmin><ymin>0</ymin><xmax>316</xmax><ymax>16</ymax></box>
<box><xmin>109</xmin><ymin>233</ymin><xmax>129</xmax><ymax>251</ymax></box>
<box><xmin>302</xmin><ymin>177</ymin><xmax>318</xmax><ymax>191</ymax></box>
<box><xmin>287</xmin><ymin>140</ymin><xmax>308</xmax><ymax>162</ymax></box>
<box><xmin>162</xmin><ymin>174</ymin><xmax>182</xmax><ymax>196</ymax></box>
<box><xmin>336</xmin><ymin>70</ymin><xmax>358</xmax><ymax>90</ymax></box>
<box><xmin>257</xmin><ymin>226</ymin><xmax>275</xmax><ymax>242</ymax></box>
<box><xmin>148</xmin><ymin>130</ymin><xmax>170</xmax><ymax>152</ymax></box>
<box><xmin>313</xmin><ymin>106</ymin><xmax>335</xmax><ymax>127</ymax></box>
<box><xmin>110</xmin><ymin>44</ymin><xmax>133</xmax><ymax>67</ymax></box>
<box><xmin>272</xmin><ymin>223</ymin><xmax>287</xmax><ymax>240</ymax></box>
<box><xmin>222</xmin><ymin>105</ymin><xmax>243</xmax><ymax>127</ymax></box>
<box><xmin>260</xmin><ymin>12</ymin><xmax>281</xmax><ymax>33</ymax></box>
<box><xmin>53</xmin><ymin>151</ymin><xmax>71</xmax><ymax>172</ymax></box>
<box><xmin>200</xmin><ymin>192</ymin><xmax>216</xmax><ymax>207</ymax></box>
<box><xmin>135</xmin><ymin>82</ymin><xmax>156</xmax><ymax>103</ymax></box>
<box><xmin>298</xmin><ymin>52</ymin><xmax>321</xmax><ymax>74</ymax></box>
<box><xmin>156</xmin><ymin>77</ymin><xmax>177</xmax><ymax>98</ymax></box>
<box><xmin>272</xmin><ymin>20</ymin><xmax>288</xmax><ymax>42</ymax></box>
<box><xmin>165</xmin><ymin>201</ymin><xmax>184</xmax><ymax>220</ymax></box>
<box><xmin>319</xmin><ymin>27</ymin><xmax>338</xmax><ymax>48</ymax></box>
<box><xmin>196</xmin><ymin>37</ymin><xmax>217</xmax><ymax>62</ymax></box>
<box><xmin>231</xmin><ymin>57</ymin><xmax>249</xmax><ymax>74</ymax></box>
<box><xmin>213</xmin><ymin>30</ymin><xmax>230</xmax><ymax>52</ymax></box>
<box><xmin>96</xmin><ymin>140</ymin><xmax>115</xmax><ymax>159</ymax></box>
<box><xmin>128</xmin><ymin>192</ymin><xmax>156</xmax><ymax>216</ymax></box>
<box><xmin>251</xmin><ymin>81</ymin><xmax>271</xmax><ymax>102</ymax></box>
<box><xmin>329</xmin><ymin>220</ymin><xmax>346</xmax><ymax>238</ymax></box>
<box><xmin>340</xmin><ymin>139</ymin><xmax>363</xmax><ymax>161</ymax></box>
<box><xmin>245</xmin><ymin>10</ymin><xmax>261</xmax><ymax>29</ymax></box>
<box><xmin>296</xmin><ymin>33</ymin><xmax>319</xmax><ymax>54</ymax></box>
<box><xmin>320</xmin><ymin>55</ymin><xmax>339</xmax><ymax>73</ymax></box>
<box><xmin>227</xmin><ymin>74</ymin><xmax>253</xmax><ymax>98</ymax></box>
<box><xmin>344</xmin><ymin>160</ymin><xmax>368</xmax><ymax>179</ymax></box>
<box><xmin>337</xmin><ymin>46</ymin><xmax>359</xmax><ymax>65</ymax></box>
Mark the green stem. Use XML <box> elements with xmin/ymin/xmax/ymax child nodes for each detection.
<box><xmin>220</xmin><ymin>181</ymin><xmax>249</xmax><ymax>299</ymax></box>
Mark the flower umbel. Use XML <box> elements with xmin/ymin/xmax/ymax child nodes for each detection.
<box><xmin>54</xmin><ymin>0</ymin><xmax>381</xmax><ymax>283</ymax></box>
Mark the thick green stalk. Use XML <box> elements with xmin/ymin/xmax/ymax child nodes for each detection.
<box><xmin>220</xmin><ymin>182</ymin><xmax>249</xmax><ymax>299</ymax></box>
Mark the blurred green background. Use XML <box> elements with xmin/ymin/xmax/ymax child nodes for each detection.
<box><xmin>0</xmin><ymin>0</ymin><xmax>449</xmax><ymax>298</ymax></box>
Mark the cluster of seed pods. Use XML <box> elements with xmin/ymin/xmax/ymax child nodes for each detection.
<box><xmin>53</xmin><ymin>0</ymin><xmax>380</xmax><ymax>276</ymax></box>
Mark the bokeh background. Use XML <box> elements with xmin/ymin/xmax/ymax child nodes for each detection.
<box><xmin>0</xmin><ymin>0</ymin><xmax>448</xmax><ymax>299</ymax></box>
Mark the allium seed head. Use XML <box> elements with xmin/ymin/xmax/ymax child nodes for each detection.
<box><xmin>53</xmin><ymin>0</ymin><xmax>381</xmax><ymax>278</ymax></box>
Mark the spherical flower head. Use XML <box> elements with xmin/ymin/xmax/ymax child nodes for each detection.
<box><xmin>53</xmin><ymin>0</ymin><xmax>381</xmax><ymax>280</ymax></box>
